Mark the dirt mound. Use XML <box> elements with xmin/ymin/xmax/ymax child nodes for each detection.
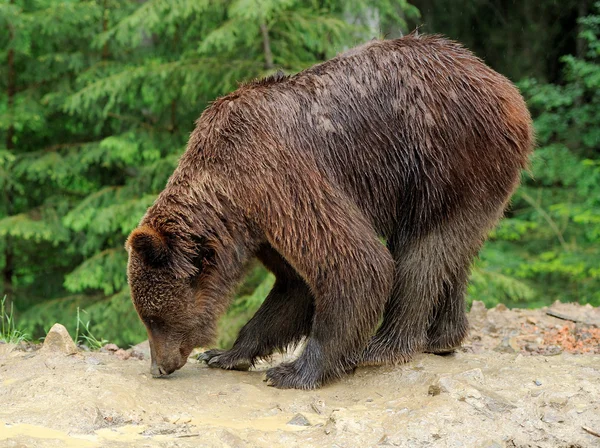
<box><xmin>1</xmin><ymin>302</ymin><xmax>599</xmax><ymax>447</ymax></box>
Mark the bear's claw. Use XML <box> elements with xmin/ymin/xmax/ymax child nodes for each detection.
<box><xmin>198</xmin><ymin>349</ymin><xmax>252</xmax><ymax>371</ymax></box>
<box><xmin>264</xmin><ymin>362</ymin><xmax>322</xmax><ymax>390</ymax></box>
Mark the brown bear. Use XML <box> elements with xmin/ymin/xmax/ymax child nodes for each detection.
<box><xmin>126</xmin><ymin>33</ymin><xmax>533</xmax><ymax>389</ymax></box>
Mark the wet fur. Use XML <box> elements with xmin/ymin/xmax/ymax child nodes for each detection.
<box><xmin>127</xmin><ymin>34</ymin><xmax>534</xmax><ymax>389</ymax></box>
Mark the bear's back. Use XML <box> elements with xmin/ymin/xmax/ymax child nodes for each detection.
<box><xmin>186</xmin><ymin>34</ymin><xmax>532</xmax><ymax>235</ymax></box>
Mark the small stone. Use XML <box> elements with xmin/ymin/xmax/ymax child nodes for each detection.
<box><xmin>86</xmin><ymin>356</ymin><xmax>102</xmax><ymax>365</ymax></box>
<box><xmin>494</xmin><ymin>304</ymin><xmax>508</xmax><ymax>312</ymax></box>
<box><xmin>219</xmin><ymin>429</ymin><xmax>246</xmax><ymax>448</ymax></box>
<box><xmin>378</xmin><ymin>434</ymin><xmax>391</xmax><ymax>445</ymax></box>
<box><xmin>534</xmin><ymin>380</ymin><xmax>542</xmax><ymax>386</ymax></box>
<box><xmin>547</xmin><ymin>392</ymin><xmax>569</xmax><ymax>408</ymax></box>
<box><xmin>130</xmin><ymin>340</ymin><xmax>150</xmax><ymax>359</ymax></box>
<box><xmin>541</xmin><ymin>409</ymin><xmax>565</xmax><ymax>423</ymax></box>
<box><xmin>100</xmin><ymin>343</ymin><xmax>119</xmax><ymax>353</ymax></box>
<box><xmin>482</xmin><ymin>441</ymin><xmax>503</xmax><ymax>448</ymax></box>
<box><xmin>114</xmin><ymin>349</ymin><xmax>131</xmax><ymax>361</ymax></box>
<box><xmin>428</xmin><ymin>385</ymin><xmax>441</xmax><ymax>396</ymax></box>
<box><xmin>166</xmin><ymin>414</ymin><xmax>192</xmax><ymax>424</ymax></box>
<box><xmin>42</xmin><ymin>323</ymin><xmax>77</xmax><ymax>355</ymax></box>
<box><xmin>468</xmin><ymin>301</ymin><xmax>488</xmax><ymax>328</ymax></box>
<box><xmin>494</xmin><ymin>337</ymin><xmax>517</xmax><ymax>354</ymax></box>
<box><xmin>287</xmin><ymin>413</ymin><xmax>311</xmax><ymax>426</ymax></box>
<box><xmin>544</xmin><ymin>345</ymin><xmax>563</xmax><ymax>356</ymax></box>
<box><xmin>456</xmin><ymin>368</ymin><xmax>485</xmax><ymax>384</ymax></box>
<box><xmin>525</xmin><ymin>343</ymin><xmax>539</xmax><ymax>352</ymax></box>
<box><xmin>484</xmin><ymin>391</ymin><xmax>516</xmax><ymax>413</ymax></box>
<box><xmin>471</xmin><ymin>301</ymin><xmax>487</xmax><ymax>312</ymax></box>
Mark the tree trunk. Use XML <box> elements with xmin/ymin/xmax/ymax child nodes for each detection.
<box><xmin>102</xmin><ymin>0</ymin><xmax>109</xmax><ymax>59</ymax></box>
<box><xmin>576</xmin><ymin>0</ymin><xmax>589</xmax><ymax>59</ymax></box>
<box><xmin>259</xmin><ymin>20</ymin><xmax>274</xmax><ymax>70</ymax></box>
<box><xmin>3</xmin><ymin>0</ymin><xmax>15</xmax><ymax>310</ymax></box>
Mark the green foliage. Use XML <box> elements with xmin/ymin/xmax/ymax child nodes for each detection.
<box><xmin>1</xmin><ymin>295</ymin><xmax>28</xmax><ymax>344</ymax></box>
<box><xmin>217</xmin><ymin>269</ymin><xmax>275</xmax><ymax>349</ymax></box>
<box><xmin>75</xmin><ymin>307</ymin><xmax>108</xmax><ymax>350</ymax></box>
<box><xmin>468</xmin><ymin>2</ymin><xmax>600</xmax><ymax>308</ymax></box>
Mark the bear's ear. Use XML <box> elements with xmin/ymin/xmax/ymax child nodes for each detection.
<box><xmin>126</xmin><ymin>225</ymin><xmax>170</xmax><ymax>267</ymax></box>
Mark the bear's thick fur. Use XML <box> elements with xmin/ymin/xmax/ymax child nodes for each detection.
<box><xmin>126</xmin><ymin>34</ymin><xmax>533</xmax><ymax>389</ymax></box>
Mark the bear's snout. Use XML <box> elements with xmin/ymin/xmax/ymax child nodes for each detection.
<box><xmin>148</xmin><ymin>333</ymin><xmax>188</xmax><ymax>378</ymax></box>
<box><xmin>151</xmin><ymin>354</ymin><xmax>186</xmax><ymax>378</ymax></box>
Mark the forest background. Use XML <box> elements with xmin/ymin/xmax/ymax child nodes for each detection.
<box><xmin>1</xmin><ymin>0</ymin><xmax>599</xmax><ymax>347</ymax></box>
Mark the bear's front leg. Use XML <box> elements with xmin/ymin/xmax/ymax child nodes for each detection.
<box><xmin>254</xmin><ymin>182</ymin><xmax>394</xmax><ymax>389</ymax></box>
<box><xmin>200</xmin><ymin>272</ymin><xmax>314</xmax><ymax>370</ymax></box>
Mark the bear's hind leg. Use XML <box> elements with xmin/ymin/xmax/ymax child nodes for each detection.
<box><xmin>424</xmin><ymin>272</ymin><xmax>470</xmax><ymax>355</ymax></box>
<box><xmin>360</xmin><ymin>211</ymin><xmax>490</xmax><ymax>366</ymax></box>
<box><xmin>424</xmin><ymin>210</ymin><xmax>497</xmax><ymax>354</ymax></box>
<box><xmin>359</xmin><ymin>231</ymin><xmax>445</xmax><ymax>366</ymax></box>
<box><xmin>361</xmin><ymin>226</ymin><xmax>470</xmax><ymax>365</ymax></box>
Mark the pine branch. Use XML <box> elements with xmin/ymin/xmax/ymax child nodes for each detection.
<box><xmin>520</xmin><ymin>191</ymin><xmax>570</xmax><ymax>252</ymax></box>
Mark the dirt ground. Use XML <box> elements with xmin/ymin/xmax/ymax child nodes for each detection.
<box><xmin>1</xmin><ymin>301</ymin><xmax>599</xmax><ymax>448</ymax></box>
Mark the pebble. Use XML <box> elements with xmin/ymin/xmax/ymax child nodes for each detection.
<box><xmin>219</xmin><ymin>429</ymin><xmax>246</xmax><ymax>448</ymax></box>
<box><xmin>482</xmin><ymin>441</ymin><xmax>503</xmax><ymax>448</ymax></box>
<box><xmin>456</xmin><ymin>368</ymin><xmax>485</xmax><ymax>383</ymax></box>
<box><xmin>547</xmin><ymin>392</ymin><xmax>569</xmax><ymax>408</ymax></box>
<box><xmin>114</xmin><ymin>349</ymin><xmax>131</xmax><ymax>361</ymax></box>
<box><xmin>541</xmin><ymin>409</ymin><xmax>565</xmax><ymax>423</ymax></box>
<box><xmin>287</xmin><ymin>413</ymin><xmax>311</xmax><ymax>426</ymax></box>
<box><xmin>165</xmin><ymin>414</ymin><xmax>192</xmax><ymax>424</ymax></box>
<box><xmin>428</xmin><ymin>385</ymin><xmax>441</xmax><ymax>396</ymax></box>
<box><xmin>100</xmin><ymin>343</ymin><xmax>119</xmax><ymax>353</ymax></box>
<box><xmin>494</xmin><ymin>337</ymin><xmax>520</xmax><ymax>353</ymax></box>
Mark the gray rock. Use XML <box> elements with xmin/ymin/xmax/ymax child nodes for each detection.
<box><xmin>494</xmin><ymin>336</ymin><xmax>518</xmax><ymax>353</ymax></box>
<box><xmin>455</xmin><ymin>368</ymin><xmax>485</xmax><ymax>384</ymax></box>
<box><xmin>130</xmin><ymin>340</ymin><xmax>150</xmax><ymax>359</ymax></box>
<box><xmin>469</xmin><ymin>301</ymin><xmax>488</xmax><ymax>329</ymax></box>
<box><xmin>541</xmin><ymin>409</ymin><xmax>565</xmax><ymax>423</ymax></box>
<box><xmin>287</xmin><ymin>413</ymin><xmax>311</xmax><ymax>426</ymax></box>
<box><xmin>481</xmin><ymin>441</ymin><xmax>503</xmax><ymax>448</ymax></box>
<box><xmin>220</xmin><ymin>429</ymin><xmax>247</xmax><ymax>448</ymax></box>
<box><xmin>42</xmin><ymin>323</ymin><xmax>77</xmax><ymax>355</ymax></box>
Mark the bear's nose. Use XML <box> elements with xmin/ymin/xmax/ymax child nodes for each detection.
<box><xmin>151</xmin><ymin>363</ymin><xmax>175</xmax><ymax>377</ymax></box>
<box><xmin>151</xmin><ymin>356</ymin><xmax>182</xmax><ymax>377</ymax></box>
<box><xmin>150</xmin><ymin>361</ymin><xmax>162</xmax><ymax>378</ymax></box>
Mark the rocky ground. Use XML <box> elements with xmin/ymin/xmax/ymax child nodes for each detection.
<box><xmin>1</xmin><ymin>301</ymin><xmax>599</xmax><ymax>448</ymax></box>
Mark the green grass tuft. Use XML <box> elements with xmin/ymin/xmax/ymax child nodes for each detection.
<box><xmin>75</xmin><ymin>307</ymin><xmax>109</xmax><ymax>350</ymax></box>
<box><xmin>1</xmin><ymin>296</ymin><xmax>29</xmax><ymax>344</ymax></box>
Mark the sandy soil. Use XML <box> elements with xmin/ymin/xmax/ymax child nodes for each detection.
<box><xmin>1</xmin><ymin>301</ymin><xmax>599</xmax><ymax>448</ymax></box>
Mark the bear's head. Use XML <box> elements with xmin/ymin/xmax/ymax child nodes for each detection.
<box><xmin>126</xmin><ymin>224</ymin><xmax>227</xmax><ymax>377</ymax></box>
